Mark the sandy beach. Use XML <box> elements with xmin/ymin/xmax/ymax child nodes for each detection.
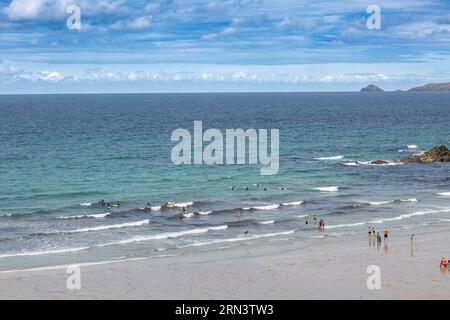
<box><xmin>1</xmin><ymin>225</ymin><xmax>449</xmax><ymax>300</ymax></box>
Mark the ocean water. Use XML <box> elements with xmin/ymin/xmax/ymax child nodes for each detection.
<box><xmin>0</xmin><ymin>92</ymin><xmax>450</xmax><ymax>271</ymax></box>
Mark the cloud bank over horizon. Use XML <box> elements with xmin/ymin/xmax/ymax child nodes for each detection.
<box><xmin>1</xmin><ymin>0</ymin><xmax>450</xmax><ymax>93</ymax></box>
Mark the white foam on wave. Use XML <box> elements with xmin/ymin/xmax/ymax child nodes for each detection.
<box><xmin>98</xmin><ymin>225</ymin><xmax>228</xmax><ymax>247</ymax></box>
<box><xmin>0</xmin><ymin>246</ymin><xmax>90</xmax><ymax>259</ymax></box>
<box><xmin>327</xmin><ymin>221</ymin><xmax>367</xmax><ymax>229</ymax></box>
<box><xmin>79</xmin><ymin>203</ymin><xmax>92</xmax><ymax>207</ymax></box>
<box><xmin>68</xmin><ymin>219</ymin><xmax>150</xmax><ymax>233</ymax></box>
<box><xmin>166</xmin><ymin>201</ymin><xmax>194</xmax><ymax>208</ymax></box>
<box><xmin>402</xmin><ymin>198</ymin><xmax>418</xmax><ymax>202</ymax></box>
<box><xmin>345</xmin><ymin>160</ymin><xmax>403</xmax><ymax>167</ymax></box>
<box><xmin>366</xmin><ymin>198</ymin><xmax>417</xmax><ymax>206</ymax></box>
<box><xmin>359</xmin><ymin>160</ymin><xmax>404</xmax><ymax>166</ymax></box>
<box><xmin>182</xmin><ymin>212</ymin><xmax>194</xmax><ymax>218</ymax></box>
<box><xmin>407</xmin><ymin>145</ymin><xmax>418</xmax><ymax>149</ymax></box>
<box><xmin>259</xmin><ymin>220</ymin><xmax>275</xmax><ymax>225</ymax></box>
<box><xmin>60</xmin><ymin>213</ymin><xmax>111</xmax><ymax>219</ymax></box>
<box><xmin>313</xmin><ymin>186</ymin><xmax>339</xmax><ymax>192</ymax></box>
<box><xmin>252</xmin><ymin>204</ymin><xmax>280</xmax><ymax>210</ymax></box>
<box><xmin>327</xmin><ymin>208</ymin><xmax>450</xmax><ymax>229</ymax></box>
<box><xmin>437</xmin><ymin>192</ymin><xmax>450</xmax><ymax>197</ymax></box>
<box><xmin>197</xmin><ymin>211</ymin><xmax>212</xmax><ymax>215</ymax></box>
<box><xmin>314</xmin><ymin>155</ymin><xmax>344</xmax><ymax>161</ymax></box>
<box><xmin>367</xmin><ymin>200</ymin><xmax>393</xmax><ymax>206</ymax></box>
<box><xmin>0</xmin><ymin>257</ymin><xmax>148</xmax><ymax>273</ymax></box>
<box><xmin>282</xmin><ymin>201</ymin><xmax>304</xmax><ymax>206</ymax></box>
<box><xmin>184</xmin><ymin>230</ymin><xmax>296</xmax><ymax>248</ymax></box>
<box><xmin>139</xmin><ymin>205</ymin><xmax>162</xmax><ymax>211</ymax></box>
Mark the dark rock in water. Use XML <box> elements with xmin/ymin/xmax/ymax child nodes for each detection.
<box><xmin>401</xmin><ymin>146</ymin><xmax>450</xmax><ymax>163</ymax></box>
<box><xmin>408</xmin><ymin>83</ymin><xmax>450</xmax><ymax>92</ymax></box>
<box><xmin>370</xmin><ymin>160</ymin><xmax>389</xmax><ymax>165</ymax></box>
<box><xmin>360</xmin><ymin>84</ymin><xmax>384</xmax><ymax>92</ymax></box>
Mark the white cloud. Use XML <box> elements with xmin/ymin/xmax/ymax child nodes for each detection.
<box><xmin>10</xmin><ymin>70</ymin><xmax>64</xmax><ymax>82</ymax></box>
<box><xmin>4</xmin><ymin>0</ymin><xmax>48</xmax><ymax>21</ymax></box>
<box><xmin>391</xmin><ymin>22</ymin><xmax>450</xmax><ymax>40</ymax></box>
<box><xmin>320</xmin><ymin>73</ymin><xmax>392</xmax><ymax>83</ymax></box>
<box><xmin>111</xmin><ymin>15</ymin><xmax>152</xmax><ymax>30</ymax></box>
<box><xmin>39</xmin><ymin>71</ymin><xmax>64</xmax><ymax>82</ymax></box>
<box><xmin>127</xmin><ymin>15</ymin><xmax>152</xmax><ymax>30</ymax></box>
<box><xmin>202</xmin><ymin>25</ymin><xmax>237</xmax><ymax>40</ymax></box>
<box><xmin>145</xmin><ymin>2</ymin><xmax>160</xmax><ymax>13</ymax></box>
<box><xmin>3</xmin><ymin>0</ymin><xmax>125</xmax><ymax>21</ymax></box>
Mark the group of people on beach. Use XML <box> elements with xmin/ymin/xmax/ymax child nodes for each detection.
<box><xmin>440</xmin><ymin>258</ymin><xmax>450</xmax><ymax>270</ymax></box>
<box><xmin>368</xmin><ymin>226</ymin><xmax>390</xmax><ymax>247</ymax></box>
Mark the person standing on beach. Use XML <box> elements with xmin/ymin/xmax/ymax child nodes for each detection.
<box><xmin>376</xmin><ymin>232</ymin><xmax>382</xmax><ymax>244</ymax></box>
<box><xmin>368</xmin><ymin>227</ymin><xmax>375</xmax><ymax>247</ymax></box>
<box><xmin>383</xmin><ymin>230</ymin><xmax>390</xmax><ymax>243</ymax></box>
<box><xmin>313</xmin><ymin>215</ymin><xmax>317</xmax><ymax>224</ymax></box>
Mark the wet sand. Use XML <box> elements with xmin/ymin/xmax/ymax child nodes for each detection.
<box><xmin>1</xmin><ymin>225</ymin><xmax>449</xmax><ymax>299</ymax></box>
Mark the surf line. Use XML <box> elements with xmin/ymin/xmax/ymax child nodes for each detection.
<box><xmin>171</xmin><ymin>121</ymin><xmax>279</xmax><ymax>175</ymax></box>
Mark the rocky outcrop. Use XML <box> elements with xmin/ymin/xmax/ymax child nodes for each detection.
<box><xmin>408</xmin><ymin>83</ymin><xmax>450</xmax><ymax>92</ymax></box>
<box><xmin>360</xmin><ymin>84</ymin><xmax>384</xmax><ymax>92</ymax></box>
<box><xmin>401</xmin><ymin>146</ymin><xmax>450</xmax><ymax>163</ymax></box>
<box><xmin>370</xmin><ymin>160</ymin><xmax>389</xmax><ymax>165</ymax></box>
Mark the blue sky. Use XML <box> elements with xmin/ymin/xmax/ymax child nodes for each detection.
<box><xmin>0</xmin><ymin>0</ymin><xmax>450</xmax><ymax>93</ymax></box>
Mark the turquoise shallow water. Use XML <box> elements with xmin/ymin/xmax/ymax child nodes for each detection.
<box><xmin>0</xmin><ymin>92</ymin><xmax>449</xmax><ymax>270</ymax></box>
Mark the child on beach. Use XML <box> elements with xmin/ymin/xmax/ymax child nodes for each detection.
<box><xmin>440</xmin><ymin>258</ymin><xmax>448</xmax><ymax>270</ymax></box>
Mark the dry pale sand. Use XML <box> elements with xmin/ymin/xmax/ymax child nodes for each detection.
<box><xmin>1</xmin><ymin>225</ymin><xmax>450</xmax><ymax>300</ymax></box>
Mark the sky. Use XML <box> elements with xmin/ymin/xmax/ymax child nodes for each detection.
<box><xmin>0</xmin><ymin>0</ymin><xmax>450</xmax><ymax>93</ymax></box>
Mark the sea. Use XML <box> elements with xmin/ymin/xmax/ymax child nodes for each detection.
<box><xmin>0</xmin><ymin>92</ymin><xmax>449</xmax><ymax>271</ymax></box>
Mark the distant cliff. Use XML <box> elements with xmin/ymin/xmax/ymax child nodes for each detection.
<box><xmin>408</xmin><ymin>83</ymin><xmax>450</xmax><ymax>92</ymax></box>
<box><xmin>360</xmin><ymin>84</ymin><xmax>384</xmax><ymax>92</ymax></box>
